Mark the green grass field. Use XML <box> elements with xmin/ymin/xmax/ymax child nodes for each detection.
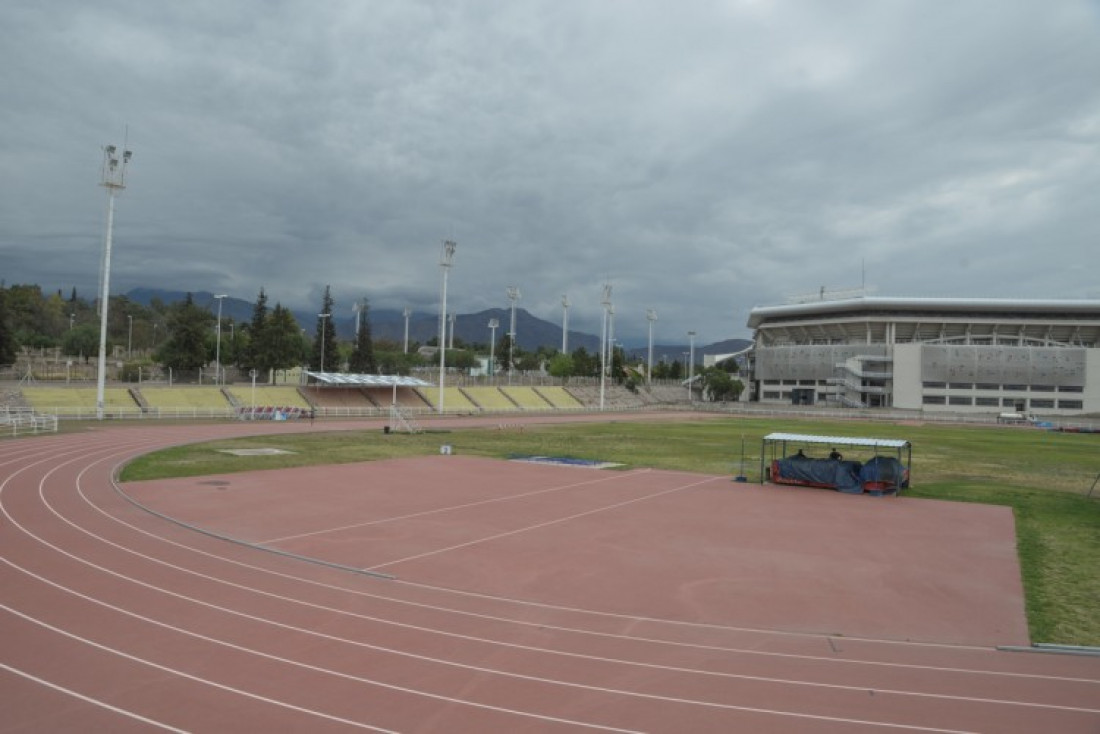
<box><xmin>120</xmin><ymin>415</ymin><xmax>1100</xmax><ymax>645</ymax></box>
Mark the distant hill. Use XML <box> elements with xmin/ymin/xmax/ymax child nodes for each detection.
<box><xmin>124</xmin><ymin>288</ymin><xmax>745</xmax><ymax>356</ymax></box>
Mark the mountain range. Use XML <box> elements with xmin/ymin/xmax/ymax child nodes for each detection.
<box><xmin>125</xmin><ymin>288</ymin><xmax>750</xmax><ymax>360</ymax></box>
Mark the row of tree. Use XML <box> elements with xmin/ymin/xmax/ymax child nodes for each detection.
<box><xmin>1</xmin><ymin>283</ymin><xmax>742</xmax><ymax>399</ymax></box>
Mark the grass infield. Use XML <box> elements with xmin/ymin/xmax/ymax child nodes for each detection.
<box><xmin>121</xmin><ymin>415</ymin><xmax>1100</xmax><ymax>646</ymax></box>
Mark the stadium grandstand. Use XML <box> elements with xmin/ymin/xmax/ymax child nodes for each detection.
<box><xmin>745</xmin><ymin>297</ymin><xmax>1100</xmax><ymax>416</ymax></box>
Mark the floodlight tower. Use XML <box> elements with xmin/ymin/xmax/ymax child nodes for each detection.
<box><xmin>438</xmin><ymin>240</ymin><xmax>457</xmax><ymax>413</ymax></box>
<box><xmin>95</xmin><ymin>141</ymin><xmax>132</xmax><ymax>420</ymax></box>
<box><xmin>448</xmin><ymin>312</ymin><xmax>456</xmax><ymax>349</ymax></box>
<box><xmin>599</xmin><ymin>283</ymin><xmax>612</xmax><ymax>411</ymax></box>
<box><xmin>353</xmin><ymin>300</ymin><xmax>363</xmax><ymax>335</ymax></box>
<box><xmin>506</xmin><ymin>286</ymin><xmax>520</xmax><ymax>382</ymax></box>
<box><xmin>402</xmin><ymin>307</ymin><xmax>411</xmax><ymax>354</ymax></box>
<box><xmin>214</xmin><ymin>294</ymin><xmax>227</xmax><ymax>385</ymax></box>
<box><xmin>687</xmin><ymin>330</ymin><xmax>697</xmax><ymax>402</ymax></box>
<box><xmin>488</xmin><ymin>318</ymin><xmax>499</xmax><ymax>379</ymax></box>
<box><xmin>646</xmin><ymin>309</ymin><xmax>657</xmax><ymax>385</ymax></box>
<box><xmin>561</xmin><ymin>294</ymin><xmax>570</xmax><ymax>354</ymax></box>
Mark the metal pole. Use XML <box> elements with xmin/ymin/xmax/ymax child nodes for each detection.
<box><xmin>688</xmin><ymin>330</ymin><xmax>696</xmax><ymax>402</ymax></box>
<box><xmin>95</xmin><ymin>143</ymin><xmax>130</xmax><ymax>420</ymax></box>
<box><xmin>318</xmin><ymin>313</ymin><xmax>330</xmax><ymax>372</ymax></box>
<box><xmin>561</xmin><ymin>294</ymin><xmax>569</xmax><ymax>354</ymax></box>
<box><xmin>127</xmin><ymin>315</ymin><xmax>132</xmax><ymax>359</ymax></box>
<box><xmin>214</xmin><ymin>294</ymin><xmax>227</xmax><ymax>385</ymax></box>
<box><xmin>403</xmin><ymin>307</ymin><xmax>411</xmax><ymax>354</ymax></box>
<box><xmin>488</xmin><ymin>318</ymin><xmax>498</xmax><ymax>380</ymax></box>
<box><xmin>599</xmin><ymin>283</ymin><xmax>611</xmax><ymax>411</ymax></box>
<box><xmin>438</xmin><ymin>240</ymin><xmax>456</xmax><ymax>414</ymax></box>
<box><xmin>646</xmin><ymin>309</ymin><xmax>657</xmax><ymax>386</ymax></box>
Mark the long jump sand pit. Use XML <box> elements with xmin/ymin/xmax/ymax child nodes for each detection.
<box><xmin>124</xmin><ymin>454</ymin><xmax>1029</xmax><ymax>647</ymax></box>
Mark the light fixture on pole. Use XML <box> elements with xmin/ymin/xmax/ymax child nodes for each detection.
<box><xmin>687</xmin><ymin>330</ymin><xmax>697</xmax><ymax>402</ymax></box>
<box><xmin>95</xmin><ymin>141</ymin><xmax>132</xmax><ymax>420</ymax></box>
<box><xmin>646</xmin><ymin>309</ymin><xmax>658</xmax><ymax>385</ymax></box>
<box><xmin>214</xmin><ymin>294</ymin><xmax>228</xmax><ymax>385</ymax></box>
<box><xmin>561</xmin><ymin>294</ymin><xmax>570</xmax><ymax>354</ymax></box>
<box><xmin>127</xmin><ymin>315</ymin><xmax>133</xmax><ymax>359</ymax></box>
<box><xmin>488</xmin><ymin>318</ymin><xmax>499</xmax><ymax>379</ymax></box>
<box><xmin>599</xmin><ymin>283</ymin><xmax>612</xmax><ymax>411</ymax></box>
<box><xmin>318</xmin><ymin>312</ymin><xmax>331</xmax><ymax>373</ymax></box>
<box><xmin>506</xmin><ymin>286</ymin><xmax>520</xmax><ymax>383</ymax></box>
<box><xmin>438</xmin><ymin>240</ymin><xmax>457</xmax><ymax>414</ymax></box>
<box><xmin>402</xmin><ymin>307</ymin><xmax>411</xmax><ymax>354</ymax></box>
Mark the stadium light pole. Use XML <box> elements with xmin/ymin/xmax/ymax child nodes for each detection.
<box><xmin>402</xmin><ymin>307</ymin><xmax>411</xmax><ymax>354</ymax></box>
<box><xmin>599</xmin><ymin>283</ymin><xmax>612</xmax><ymax>411</ymax></box>
<box><xmin>317</xmin><ymin>312</ymin><xmax>331</xmax><ymax>373</ymax></box>
<box><xmin>561</xmin><ymin>294</ymin><xmax>570</xmax><ymax>354</ymax></box>
<box><xmin>448</xmin><ymin>312</ymin><xmax>456</xmax><ymax>349</ymax></box>
<box><xmin>687</xmin><ymin>330</ymin><xmax>696</xmax><ymax>402</ymax></box>
<box><xmin>214</xmin><ymin>294</ymin><xmax>227</xmax><ymax>385</ymax></box>
<box><xmin>488</xmin><ymin>318</ymin><xmax>499</xmax><ymax>380</ymax></box>
<box><xmin>438</xmin><ymin>240</ymin><xmax>456</xmax><ymax>414</ymax></box>
<box><xmin>506</xmin><ymin>286</ymin><xmax>520</xmax><ymax>384</ymax></box>
<box><xmin>127</xmin><ymin>315</ymin><xmax>133</xmax><ymax>359</ymax></box>
<box><xmin>646</xmin><ymin>309</ymin><xmax>657</xmax><ymax>386</ymax></box>
<box><xmin>69</xmin><ymin>313</ymin><xmax>75</xmax><ymax>331</ymax></box>
<box><xmin>95</xmin><ymin>141</ymin><xmax>132</xmax><ymax>420</ymax></box>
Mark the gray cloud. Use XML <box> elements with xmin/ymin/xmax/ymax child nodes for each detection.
<box><xmin>2</xmin><ymin>0</ymin><xmax>1098</xmax><ymax>345</ymax></box>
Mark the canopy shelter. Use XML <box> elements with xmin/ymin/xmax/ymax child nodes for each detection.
<box><xmin>303</xmin><ymin>371</ymin><xmax>431</xmax><ymax>388</ymax></box>
<box><xmin>760</xmin><ymin>433</ymin><xmax>913</xmax><ymax>495</ymax></box>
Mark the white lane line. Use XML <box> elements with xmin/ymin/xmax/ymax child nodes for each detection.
<box><xmin>0</xmin><ymin>605</ymin><xmax>396</xmax><ymax>733</ymax></box>
<box><xmin>365</xmin><ymin>473</ymin><xmax>724</xmax><ymax>571</ymax></box>
<box><xmin>0</xmin><ymin>661</ymin><xmax>190</xmax><ymax>733</ymax></box>
<box><xmin>262</xmin><ymin>467</ymin><xmax>650</xmax><ymax>544</ymax></box>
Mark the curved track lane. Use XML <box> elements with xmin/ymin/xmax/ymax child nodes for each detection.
<box><xmin>2</xmin><ymin>420</ymin><xmax>1098</xmax><ymax>732</ymax></box>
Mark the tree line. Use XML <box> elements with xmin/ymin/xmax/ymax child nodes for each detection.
<box><xmin>0</xmin><ymin>282</ymin><xmax>742</xmax><ymax>399</ymax></box>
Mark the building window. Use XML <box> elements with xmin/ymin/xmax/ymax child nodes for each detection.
<box><xmin>975</xmin><ymin>383</ymin><xmax>999</xmax><ymax>391</ymax></box>
<box><xmin>1003</xmin><ymin>398</ymin><xmax>1023</xmax><ymax>407</ymax></box>
<box><xmin>948</xmin><ymin>396</ymin><xmax>973</xmax><ymax>406</ymax></box>
<box><xmin>763</xmin><ymin>391</ymin><xmax>780</xmax><ymax>399</ymax></box>
<box><xmin>1004</xmin><ymin>384</ymin><xmax>1027</xmax><ymax>392</ymax></box>
<box><xmin>923</xmin><ymin>395</ymin><xmax>946</xmax><ymax>405</ymax></box>
<box><xmin>948</xmin><ymin>383</ymin><xmax>973</xmax><ymax>390</ymax></box>
<box><xmin>1058</xmin><ymin>400</ymin><xmax>1083</xmax><ymax>410</ymax></box>
<box><xmin>922</xmin><ymin>381</ymin><xmax>946</xmax><ymax>389</ymax></box>
<box><xmin>1058</xmin><ymin>385</ymin><xmax>1084</xmax><ymax>393</ymax></box>
<box><xmin>1030</xmin><ymin>399</ymin><xmax>1055</xmax><ymax>409</ymax></box>
<box><xmin>1031</xmin><ymin>385</ymin><xmax>1055</xmax><ymax>393</ymax></box>
<box><xmin>975</xmin><ymin>397</ymin><xmax>999</xmax><ymax>406</ymax></box>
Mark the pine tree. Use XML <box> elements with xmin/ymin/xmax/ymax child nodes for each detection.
<box><xmin>348</xmin><ymin>298</ymin><xmax>377</xmax><ymax>373</ymax></box>
<box><xmin>311</xmin><ymin>286</ymin><xmax>338</xmax><ymax>372</ymax></box>
<box><xmin>242</xmin><ymin>287</ymin><xmax>269</xmax><ymax>373</ymax></box>
<box><xmin>0</xmin><ymin>285</ymin><xmax>17</xmax><ymax>366</ymax></box>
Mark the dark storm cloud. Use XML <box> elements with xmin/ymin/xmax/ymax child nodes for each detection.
<box><xmin>2</xmin><ymin>0</ymin><xmax>1098</xmax><ymax>344</ymax></box>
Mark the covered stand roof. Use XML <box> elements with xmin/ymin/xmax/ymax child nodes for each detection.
<box><xmin>304</xmin><ymin>371</ymin><xmax>431</xmax><ymax>387</ymax></box>
<box><xmin>762</xmin><ymin>433</ymin><xmax>910</xmax><ymax>449</ymax></box>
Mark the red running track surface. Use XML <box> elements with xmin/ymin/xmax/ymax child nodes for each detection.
<box><xmin>2</xmin><ymin>415</ymin><xmax>1098</xmax><ymax>733</ymax></box>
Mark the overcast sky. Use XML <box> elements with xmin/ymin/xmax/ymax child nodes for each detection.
<box><xmin>2</xmin><ymin>1</ymin><xmax>1098</xmax><ymax>344</ymax></box>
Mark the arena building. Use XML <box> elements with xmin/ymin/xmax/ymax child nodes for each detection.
<box><xmin>745</xmin><ymin>297</ymin><xmax>1100</xmax><ymax>416</ymax></box>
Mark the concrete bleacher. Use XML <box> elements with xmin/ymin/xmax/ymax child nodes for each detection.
<box><xmin>535</xmin><ymin>386</ymin><xmax>585</xmax><ymax>409</ymax></box>
<box><xmin>500</xmin><ymin>386</ymin><xmax>553</xmax><ymax>410</ymax></box>
<box><xmin>418</xmin><ymin>386</ymin><xmax>478</xmax><ymax>412</ymax></box>
<box><xmin>562</xmin><ymin>384</ymin><xmax>647</xmax><ymax>409</ymax></box>
<box><xmin>300</xmin><ymin>386</ymin><xmax>374</xmax><ymax>409</ymax></box>
<box><xmin>139</xmin><ymin>387</ymin><xmax>234</xmax><ymax>411</ymax></box>
<box><xmin>233</xmin><ymin>386</ymin><xmax>314</xmax><ymax>409</ymax></box>
<box><xmin>364</xmin><ymin>386</ymin><xmax>430</xmax><ymax>409</ymax></box>
<box><xmin>462</xmin><ymin>386</ymin><xmax>519</xmax><ymax>411</ymax></box>
<box><xmin>22</xmin><ymin>387</ymin><xmax>141</xmax><ymax>416</ymax></box>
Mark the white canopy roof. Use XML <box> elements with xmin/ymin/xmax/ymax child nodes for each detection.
<box><xmin>763</xmin><ymin>432</ymin><xmax>910</xmax><ymax>449</ymax></box>
<box><xmin>304</xmin><ymin>371</ymin><xmax>431</xmax><ymax>387</ymax></box>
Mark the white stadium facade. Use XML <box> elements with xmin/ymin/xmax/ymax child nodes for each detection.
<box><xmin>745</xmin><ymin>297</ymin><xmax>1100</xmax><ymax>416</ymax></box>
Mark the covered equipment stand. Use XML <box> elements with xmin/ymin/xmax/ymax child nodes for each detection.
<box><xmin>760</xmin><ymin>433</ymin><xmax>912</xmax><ymax>495</ymax></box>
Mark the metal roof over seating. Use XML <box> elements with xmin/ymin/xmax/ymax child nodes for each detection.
<box><xmin>304</xmin><ymin>371</ymin><xmax>432</xmax><ymax>387</ymax></box>
<box><xmin>762</xmin><ymin>433</ymin><xmax>910</xmax><ymax>449</ymax></box>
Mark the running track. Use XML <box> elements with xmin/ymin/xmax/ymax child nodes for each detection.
<box><xmin>2</xmin><ymin>417</ymin><xmax>1098</xmax><ymax>733</ymax></box>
